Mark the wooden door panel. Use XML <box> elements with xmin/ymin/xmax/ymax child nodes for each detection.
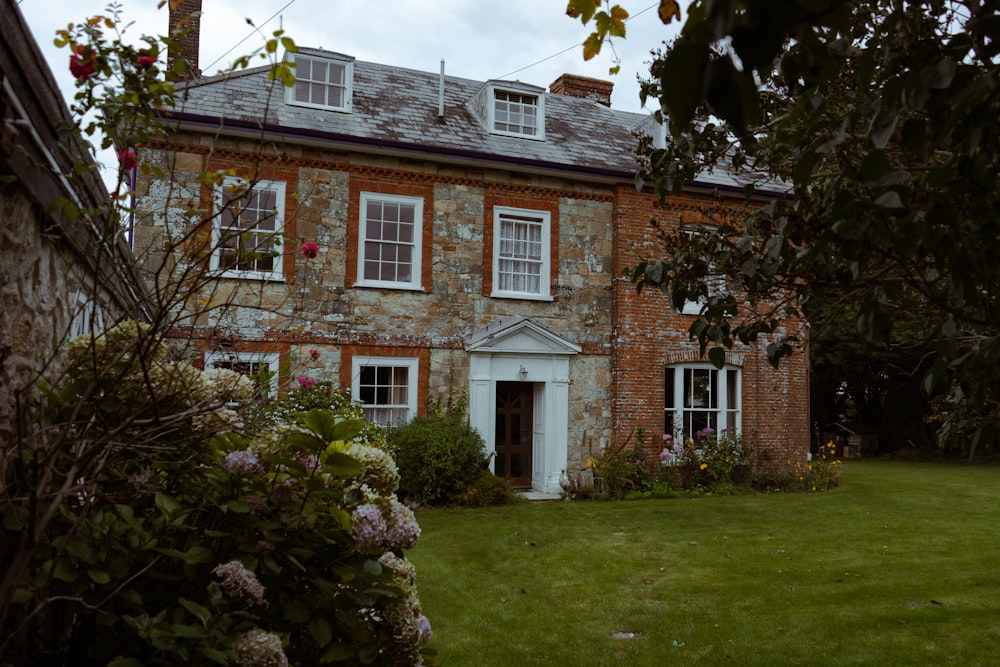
<box><xmin>495</xmin><ymin>381</ymin><xmax>532</xmax><ymax>488</ymax></box>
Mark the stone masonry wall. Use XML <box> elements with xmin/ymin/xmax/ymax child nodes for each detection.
<box><xmin>134</xmin><ymin>136</ymin><xmax>617</xmax><ymax>466</ymax></box>
<box><xmin>1</xmin><ymin>188</ymin><xmax>120</xmax><ymax>441</ymax></box>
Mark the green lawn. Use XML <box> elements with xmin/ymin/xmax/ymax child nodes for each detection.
<box><xmin>408</xmin><ymin>461</ymin><xmax>1000</xmax><ymax>666</ymax></box>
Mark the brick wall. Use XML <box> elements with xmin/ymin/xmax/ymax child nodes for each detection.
<box><xmin>610</xmin><ymin>185</ymin><xmax>810</xmax><ymax>470</ymax></box>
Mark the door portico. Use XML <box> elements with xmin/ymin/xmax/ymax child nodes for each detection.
<box><xmin>466</xmin><ymin>316</ymin><xmax>580</xmax><ymax>494</ymax></box>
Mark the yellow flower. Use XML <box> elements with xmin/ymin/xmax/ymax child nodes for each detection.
<box><xmin>699</xmin><ymin>463</ymin><xmax>708</xmax><ymax>470</ymax></box>
<box><xmin>585</xmin><ymin>457</ymin><xmax>597</xmax><ymax>469</ymax></box>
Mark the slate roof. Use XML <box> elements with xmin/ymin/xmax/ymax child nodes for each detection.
<box><xmin>166</xmin><ymin>47</ymin><xmax>782</xmax><ymax>193</ymax></box>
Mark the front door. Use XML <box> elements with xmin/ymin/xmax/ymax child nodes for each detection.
<box><xmin>495</xmin><ymin>381</ymin><xmax>533</xmax><ymax>488</ymax></box>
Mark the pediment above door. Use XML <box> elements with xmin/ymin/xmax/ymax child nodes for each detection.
<box><xmin>465</xmin><ymin>315</ymin><xmax>581</xmax><ymax>356</ymax></box>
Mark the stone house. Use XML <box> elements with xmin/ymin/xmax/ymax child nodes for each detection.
<box><xmin>132</xmin><ymin>5</ymin><xmax>810</xmax><ymax>494</ymax></box>
<box><xmin>1</xmin><ymin>1</ymin><xmax>146</xmax><ymax>444</ymax></box>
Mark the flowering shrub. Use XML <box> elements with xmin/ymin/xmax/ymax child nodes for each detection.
<box><xmin>244</xmin><ymin>379</ymin><xmax>387</xmax><ymax>448</ymax></box>
<box><xmin>589</xmin><ymin>429</ymin><xmax>654</xmax><ymax>499</ymax></box>
<box><xmin>1</xmin><ymin>324</ymin><xmax>432</xmax><ymax>664</ymax></box>
<box><xmin>809</xmin><ymin>441</ymin><xmax>843</xmax><ymax>491</ymax></box>
<box><xmin>650</xmin><ymin>428</ymin><xmax>751</xmax><ymax>492</ymax></box>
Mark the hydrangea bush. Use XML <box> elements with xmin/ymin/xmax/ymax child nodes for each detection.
<box><xmin>0</xmin><ymin>322</ymin><xmax>432</xmax><ymax>664</ymax></box>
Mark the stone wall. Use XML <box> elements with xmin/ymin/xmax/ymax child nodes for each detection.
<box><xmin>133</xmin><ymin>136</ymin><xmax>619</xmax><ymax>468</ymax></box>
<box><xmin>0</xmin><ymin>189</ymin><xmax>119</xmax><ymax>440</ymax></box>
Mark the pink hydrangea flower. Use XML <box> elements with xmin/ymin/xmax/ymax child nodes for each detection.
<box><xmin>300</xmin><ymin>242</ymin><xmax>319</xmax><ymax>259</ymax></box>
<box><xmin>352</xmin><ymin>503</ymin><xmax>386</xmax><ymax>553</ymax></box>
<box><xmin>418</xmin><ymin>614</ymin><xmax>433</xmax><ymax>644</ymax></box>
<box><xmin>223</xmin><ymin>449</ymin><xmax>264</xmax><ymax>478</ymax></box>
<box><xmin>297</xmin><ymin>375</ymin><xmax>315</xmax><ymax>388</ymax></box>
<box><xmin>385</xmin><ymin>501</ymin><xmax>421</xmax><ymax>550</ymax></box>
<box><xmin>212</xmin><ymin>560</ymin><xmax>267</xmax><ymax>606</ymax></box>
<box><xmin>232</xmin><ymin>629</ymin><xmax>288</xmax><ymax>667</ymax></box>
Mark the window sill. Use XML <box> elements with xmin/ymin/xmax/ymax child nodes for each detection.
<box><xmin>353</xmin><ymin>281</ymin><xmax>426</xmax><ymax>292</ymax></box>
<box><xmin>214</xmin><ymin>270</ymin><xmax>286</xmax><ymax>282</ymax></box>
<box><xmin>286</xmin><ymin>99</ymin><xmax>352</xmax><ymax>114</ymax></box>
<box><xmin>490</xmin><ymin>291</ymin><xmax>554</xmax><ymax>302</ymax></box>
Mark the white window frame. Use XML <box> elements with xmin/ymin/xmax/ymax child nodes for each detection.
<box><xmin>351</xmin><ymin>356</ymin><xmax>419</xmax><ymax>427</ymax></box>
<box><xmin>205</xmin><ymin>351</ymin><xmax>280</xmax><ymax>398</ymax></box>
<box><xmin>68</xmin><ymin>291</ymin><xmax>105</xmax><ymax>339</ymax></box>
<box><xmin>665</xmin><ymin>364</ymin><xmax>741</xmax><ymax>440</ymax></box>
<box><xmin>355</xmin><ymin>192</ymin><xmax>424</xmax><ymax>290</ymax></box>
<box><xmin>490</xmin><ymin>87</ymin><xmax>545</xmax><ymax>139</ymax></box>
<box><xmin>491</xmin><ymin>206</ymin><xmax>552</xmax><ymax>301</ymax></box>
<box><xmin>285</xmin><ymin>53</ymin><xmax>353</xmax><ymax>112</ymax></box>
<box><xmin>680</xmin><ymin>225</ymin><xmax>725</xmax><ymax>315</ymax></box>
<box><xmin>211</xmin><ymin>177</ymin><xmax>286</xmax><ymax>281</ymax></box>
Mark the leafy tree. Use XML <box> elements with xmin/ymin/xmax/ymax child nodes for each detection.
<box><xmin>572</xmin><ymin>0</ymin><xmax>1000</xmax><ymax>456</ymax></box>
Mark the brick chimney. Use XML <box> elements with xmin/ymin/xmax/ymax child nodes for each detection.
<box><xmin>168</xmin><ymin>0</ymin><xmax>202</xmax><ymax>78</ymax></box>
<box><xmin>549</xmin><ymin>74</ymin><xmax>614</xmax><ymax>107</ymax></box>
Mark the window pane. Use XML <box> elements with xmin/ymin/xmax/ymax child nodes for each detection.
<box><xmin>361</xmin><ymin>196</ymin><xmax>419</xmax><ymax>286</ymax></box>
<box><xmin>358</xmin><ymin>363</ymin><xmax>413</xmax><ymax>426</ymax></box>
<box><xmin>217</xmin><ymin>182</ymin><xmax>282</xmax><ymax>275</ymax></box>
<box><xmin>497</xmin><ymin>213</ymin><xmax>544</xmax><ymax>294</ymax></box>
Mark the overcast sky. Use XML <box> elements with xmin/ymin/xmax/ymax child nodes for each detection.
<box><xmin>18</xmin><ymin>0</ymin><xmax>680</xmax><ymax>111</ymax></box>
<box><xmin>16</xmin><ymin>0</ymin><xmax>681</xmax><ymax>182</ymax></box>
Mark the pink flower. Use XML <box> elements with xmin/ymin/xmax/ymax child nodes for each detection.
<box><xmin>300</xmin><ymin>242</ymin><xmax>319</xmax><ymax>259</ymax></box>
<box><xmin>297</xmin><ymin>375</ymin><xmax>315</xmax><ymax>388</ymax></box>
<box><xmin>136</xmin><ymin>54</ymin><xmax>156</xmax><ymax>68</ymax></box>
<box><xmin>69</xmin><ymin>45</ymin><xmax>95</xmax><ymax>81</ymax></box>
<box><xmin>222</xmin><ymin>449</ymin><xmax>264</xmax><ymax>478</ymax></box>
<box><xmin>308</xmin><ymin>348</ymin><xmax>321</xmax><ymax>361</ymax></box>
<box><xmin>663</xmin><ymin>433</ymin><xmax>672</xmax><ymax>441</ymax></box>
<box><xmin>212</xmin><ymin>560</ymin><xmax>267</xmax><ymax>606</ymax></box>
<box><xmin>117</xmin><ymin>149</ymin><xmax>138</xmax><ymax>171</ymax></box>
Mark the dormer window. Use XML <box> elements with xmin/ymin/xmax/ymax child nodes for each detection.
<box><xmin>494</xmin><ymin>90</ymin><xmax>541</xmax><ymax>137</ymax></box>
<box><xmin>469</xmin><ymin>81</ymin><xmax>546</xmax><ymax>140</ymax></box>
<box><xmin>286</xmin><ymin>52</ymin><xmax>353</xmax><ymax>112</ymax></box>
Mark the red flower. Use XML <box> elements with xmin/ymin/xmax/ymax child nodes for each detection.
<box><xmin>300</xmin><ymin>242</ymin><xmax>319</xmax><ymax>259</ymax></box>
<box><xmin>69</xmin><ymin>45</ymin><xmax>96</xmax><ymax>81</ymax></box>
<box><xmin>137</xmin><ymin>54</ymin><xmax>156</xmax><ymax>69</ymax></box>
<box><xmin>117</xmin><ymin>149</ymin><xmax>138</xmax><ymax>171</ymax></box>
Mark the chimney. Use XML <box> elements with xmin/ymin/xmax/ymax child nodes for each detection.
<box><xmin>549</xmin><ymin>74</ymin><xmax>614</xmax><ymax>107</ymax></box>
<box><xmin>168</xmin><ymin>0</ymin><xmax>202</xmax><ymax>78</ymax></box>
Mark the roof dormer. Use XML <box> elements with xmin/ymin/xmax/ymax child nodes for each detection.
<box><xmin>284</xmin><ymin>50</ymin><xmax>355</xmax><ymax>113</ymax></box>
<box><xmin>469</xmin><ymin>80</ymin><xmax>546</xmax><ymax>140</ymax></box>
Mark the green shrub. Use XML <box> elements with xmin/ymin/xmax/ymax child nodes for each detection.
<box><xmin>244</xmin><ymin>379</ymin><xmax>387</xmax><ymax>448</ymax></box>
<box><xmin>458</xmin><ymin>470</ymin><xmax>521</xmax><ymax>507</ymax></box>
<box><xmin>2</xmin><ymin>323</ymin><xmax>432</xmax><ymax>665</ymax></box>
<box><xmin>589</xmin><ymin>429</ymin><xmax>653</xmax><ymax>500</ymax></box>
<box><xmin>390</xmin><ymin>392</ymin><xmax>486</xmax><ymax>506</ymax></box>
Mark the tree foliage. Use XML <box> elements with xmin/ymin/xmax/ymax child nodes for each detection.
<box><xmin>574</xmin><ymin>0</ymin><xmax>1000</xmax><ymax>454</ymax></box>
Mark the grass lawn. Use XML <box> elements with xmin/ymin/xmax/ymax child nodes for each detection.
<box><xmin>408</xmin><ymin>461</ymin><xmax>1000</xmax><ymax>666</ymax></box>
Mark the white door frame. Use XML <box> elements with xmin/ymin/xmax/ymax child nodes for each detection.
<box><xmin>466</xmin><ymin>317</ymin><xmax>580</xmax><ymax>494</ymax></box>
